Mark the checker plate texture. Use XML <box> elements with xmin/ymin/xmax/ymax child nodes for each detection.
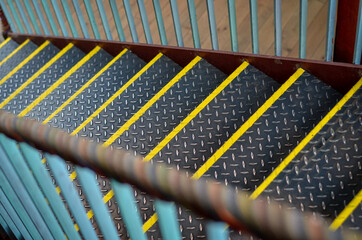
<box><xmin>203</xmin><ymin>72</ymin><xmax>342</xmax><ymax>193</ymax></box>
<box><xmin>0</xmin><ymin>39</ymin><xmax>19</xmax><ymax>61</ymax></box>
<box><xmin>0</xmin><ymin>41</ymin><xmax>37</xmax><ymax>79</ymax></box>
<box><xmin>49</xmin><ymin>54</ymin><xmax>181</xmax><ymax>238</ymax></box>
<box><xmin>262</xmin><ymin>86</ymin><xmax>361</xmax><ymax>230</ymax></box>
<box><xmin>4</xmin><ymin>46</ymin><xmax>85</xmax><ymax>115</ymax></box>
<box><xmin>151</xmin><ymin>64</ymin><xmax>280</xmax><ymax>239</ymax></box>
<box><xmin>0</xmin><ymin>43</ymin><xmax>59</xmax><ymax>103</ymax></box>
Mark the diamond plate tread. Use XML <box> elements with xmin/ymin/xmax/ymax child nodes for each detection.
<box><xmin>46</xmin><ymin>54</ymin><xmax>181</xmax><ymax>238</ymax></box>
<box><xmin>203</xmin><ymin>71</ymin><xmax>342</xmax><ymax>193</ymax></box>
<box><xmin>262</xmin><ymin>87</ymin><xmax>361</xmax><ymax>226</ymax></box>
<box><xmin>148</xmin><ymin>64</ymin><xmax>280</xmax><ymax>239</ymax></box>
<box><xmin>0</xmin><ymin>39</ymin><xmax>19</xmax><ymax>62</ymax></box>
<box><xmin>342</xmin><ymin>201</ymin><xmax>362</xmax><ymax>231</ymax></box>
<box><xmin>3</xmin><ymin>46</ymin><xmax>85</xmax><ymax>115</ymax></box>
<box><xmin>0</xmin><ymin>43</ymin><xmax>59</xmax><ymax>103</ymax></box>
<box><xmin>26</xmin><ymin>49</ymin><xmax>113</xmax><ymax>119</ymax></box>
<box><xmin>0</xmin><ymin>41</ymin><xmax>38</xmax><ymax>79</ymax></box>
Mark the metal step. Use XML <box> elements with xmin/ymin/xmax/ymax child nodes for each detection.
<box><xmin>0</xmin><ymin>38</ymin><xmax>19</xmax><ymax>62</ymax></box>
<box><xmin>262</xmin><ymin>86</ymin><xmax>361</xmax><ymax>230</ymax></box>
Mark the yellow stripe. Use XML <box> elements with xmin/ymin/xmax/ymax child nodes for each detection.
<box><xmin>18</xmin><ymin>46</ymin><xmax>101</xmax><ymax>117</ymax></box>
<box><xmin>85</xmin><ymin>187</ymin><xmax>115</xmax><ymax>219</ymax></box>
<box><xmin>144</xmin><ymin>61</ymin><xmax>249</xmax><ymax>161</ymax></box>
<box><xmin>0</xmin><ymin>37</ymin><xmax>11</xmax><ymax>50</ymax></box>
<box><xmin>330</xmin><ymin>189</ymin><xmax>362</xmax><ymax>230</ymax></box>
<box><xmin>103</xmin><ymin>56</ymin><xmax>202</xmax><ymax>147</ymax></box>
<box><xmin>71</xmin><ymin>53</ymin><xmax>164</xmax><ymax>136</ymax></box>
<box><xmin>192</xmin><ymin>68</ymin><xmax>305</xmax><ymax>180</ymax></box>
<box><xmin>250</xmin><ymin>77</ymin><xmax>362</xmax><ymax>199</ymax></box>
<box><xmin>0</xmin><ymin>43</ymin><xmax>74</xmax><ymax>109</ymax></box>
<box><xmin>0</xmin><ymin>39</ymin><xmax>30</xmax><ymax>66</ymax></box>
<box><xmin>43</xmin><ymin>48</ymin><xmax>128</xmax><ymax>124</ymax></box>
<box><xmin>0</xmin><ymin>41</ymin><xmax>50</xmax><ymax>87</ymax></box>
<box><xmin>143</xmin><ymin>214</ymin><xmax>159</xmax><ymax>232</ymax></box>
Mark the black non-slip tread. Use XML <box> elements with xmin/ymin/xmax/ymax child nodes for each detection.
<box><xmin>0</xmin><ymin>39</ymin><xmax>19</xmax><ymax>62</ymax></box>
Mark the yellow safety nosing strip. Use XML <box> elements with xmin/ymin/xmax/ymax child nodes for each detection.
<box><xmin>144</xmin><ymin>61</ymin><xmax>249</xmax><ymax>162</ymax></box>
<box><xmin>103</xmin><ymin>56</ymin><xmax>202</xmax><ymax>147</ymax></box>
<box><xmin>43</xmin><ymin>48</ymin><xmax>128</xmax><ymax>124</ymax></box>
<box><xmin>0</xmin><ymin>37</ymin><xmax>11</xmax><ymax>50</ymax></box>
<box><xmin>83</xmin><ymin>55</ymin><xmax>201</xmax><ymax>221</ymax></box>
<box><xmin>0</xmin><ymin>39</ymin><xmax>30</xmax><ymax>66</ymax></box>
<box><xmin>71</xmin><ymin>53</ymin><xmax>164</xmax><ymax>136</ymax></box>
<box><xmin>0</xmin><ymin>40</ymin><xmax>50</xmax><ymax>87</ymax></box>
<box><xmin>141</xmin><ymin>68</ymin><xmax>305</xmax><ymax>233</ymax></box>
<box><xmin>192</xmin><ymin>68</ymin><xmax>305</xmax><ymax>180</ymax></box>
<box><xmin>18</xmin><ymin>46</ymin><xmax>101</xmax><ymax>117</ymax></box>
<box><xmin>0</xmin><ymin>43</ymin><xmax>74</xmax><ymax>109</ymax></box>
<box><xmin>250</xmin><ymin>77</ymin><xmax>362</xmax><ymax>200</ymax></box>
<box><xmin>330</xmin><ymin>189</ymin><xmax>362</xmax><ymax>230</ymax></box>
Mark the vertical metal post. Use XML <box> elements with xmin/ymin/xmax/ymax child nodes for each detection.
<box><xmin>153</xmin><ymin>0</ymin><xmax>168</xmax><ymax>45</ymax></box>
<box><xmin>169</xmin><ymin>0</ymin><xmax>183</xmax><ymax>46</ymax></box>
<box><xmin>83</xmin><ymin>0</ymin><xmax>101</xmax><ymax>39</ymax></box>
<box><xmin>123</xmin><ymin>0</ymin><xmax>139</xmax><ymax>42</ymax></box>
<box><xmin>206</xmin><ymin>0</ymin><xmax>219</xmax><ymax>50</ymax></box>
<box><xmin>95</xmin><ymin>0</ymin><xmax>113</xmax><ymax>40</ymax></box>
<box><xmin>274</xmin><ymin>0</ymin><xmax>282</xmax><ymax>56</ymax></box>
<box><xmin>14</xmin><ymin>0</ymin><xmax>33</xmax><ymax>33</ymax></box>
<box><xmin>155</xmin><ymin>200</ymin><xmax>182</xmax><ymax>240</ymax></box>
<box><xmin>299</xmin><ymin>0</ymin><xmax>308</xmax><ymax>59</ymax></box>
<box><xmin>72</xmin><ymin>0</ymin><xmax>90</xmax><ymax>38</ymax></box>
<box><xmin>0</xmin><ymin>202</ymin><xmax>24</xmax><ymax>239</ymax></box>
<box><xmin>207</xmin><ymin>222</ymin><xmax>228</xmax><ymax>240</ymax></box>
<box><xmin>325</xmin><ymin>0</ymin><xmax>337</xmax><ymax>61</ymax></box>
<box><xmin>353</xmin><ymin>0</ymin><xmax>362</xmax><ymax>64</ymax></box>
<box><xmin>187</xmin><ymin>0</ymin><xmax>200</xmax><ymax>48</ymax></box>
<box><xmin>249</xmin><ymin>0</ymin><xmax>259</xmax><ymax>54</ymax></box>
<box><xmin>50</xmin><ymin>0</ymin><xmax>68</xmax><ymax>36</ymax></box>
<box><xmin>6</xmin><ymin>0</ymin><xmax>24</xmax><ymax>33</ymax></box>
<box><xmin>109</xmin><ymin>0</ymin><xmax>126</xmax><ymax>41</ymax></box>
<box><xmin>31</xmin><ymin>0</ymin><xmax>50</xmax><ymax>35</ymax></box>
<box><xmin>60</xmin><ymin>0</ymin><xmax>78</xmax><ymax>37</ymax></box>
<box><xmin>40</xmin><ymin>0</ymin><xmax>59</xmax><ymax>36</ymax></box>
<box><xmin>228</xmin><ymin>0</ymin><xmax>238</xmax><ymax>52</ymax></box>
<box><xmin>23</xmin><ymin>0</ymin><xmax>41</xmax><ymax>34</ymax></box>
<box><xmin>0</xmin><ymin>0</ymin><xmax>18</xmax><ymax>33</ymax></box>
<box><xmin>137</xmin><ymin>0</ymin><xmax>153</xmax><ymax>44</ymax></box>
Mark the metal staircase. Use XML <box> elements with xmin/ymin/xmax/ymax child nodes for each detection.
<box><xmin>0</xmin><ymin>35</ymin><xmax>360</xmax><ymax>239</ymax></box>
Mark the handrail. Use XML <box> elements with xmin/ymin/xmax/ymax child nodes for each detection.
<box><xmin>0</xmin><ymin>110</ymin><xmax>359</xmax><ymax>240</ymax></box>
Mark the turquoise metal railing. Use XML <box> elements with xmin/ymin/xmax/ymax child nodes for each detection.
<box><xmin>1</xmin><ymin>0</ymin><xmax>361</xmax><ymax>63</ymax></box>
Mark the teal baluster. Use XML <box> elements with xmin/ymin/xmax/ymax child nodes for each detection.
<box><xmin>109</xmin><ymin>0</ymin><xmax>126</xmax><ymax>41</ymax></box>
<box><xmin>112</xmin><ymin>182</ymin><xmax>147</xmax><ymax>240</ymax></box>
<box><xmin>137</xmin><ymin>0</ymin><xmax>153</xmax><ymax>43</ymax></box>
<box><xmin>72</xmin><ymin>0</ymin><xmax>90</xmax><ymax>38</ymax></box>
<box><xmin>31</xmin><ymin>0</ymin><xmax>50</xmax><ymax>35</ymax></box>
<box><xmin>0</xmin><ymin>0</ymin><xmax>18</xmax><ymax>33</ymax></box>
<box><xmin>249</xmin><ymin>0</ymin><xmax>259</xmax><ymax>54</ymax></box>
<box><xmin>0</xmin><ymin>143</ymin><xmax>58</xmax><ymax>239</ymax></box>
<box><xmin>152</xmin><ymin>0</ymin><xmax>167</xmax><ymax>45</ymax></box>
<box><xmin>154</xmin><ymin>200</ymin><xmax>181</xmax><ymax>240</ymax></box>
<box><xmin>6</xmin><ymin>0</ymin><xmax>25</xmax><ymax>33</ymax></box>
<box><xmin>45</xmin><ymin>154</ymin><xmax>98</xmax><ymax>240</ymax></box>
<box><xmin>123</xmin><ymin>0</ymin><xmax>139</xmax><ymax>42</ymax></box>
<box><xmin>0</xmin><ymin>163</ymin><xmax>43</xmax><ymax>239</ymax></box>
<box><xmin>96</xmin><ymin>0</ymin><xmax>113</xmax><ymax>40</ymax></box>
<box><xmin>14</xmin><ymin>0</ymin><xmax>33</xmax><ymax>33</ymax></box>
<box><xmin>187</xmin><ymin>0</ymin><xmax>201</xmax><ymax>48</ymax></box>
<box><xmin>353</xmin><ymin>0</ymin><xmax>362</xmax><ymax>64</ymax></box>
<box><xmin>274</xmin><ymin>0</ymin><xmax>282</xmax><ymax>56</ymax></box>
<box><xmin>169</xmin><ymin>0</ymin><xmax>183</xmax><ymax>46</ymax></box>
<box><xmin>206</xmin><ymin>0</ymin><xmax>218</xmax><ymax>50</ymax></box>
<box><xmin>207</xmin><ymin>222</ymin><xmax>228</xmax><ymax>240</ymax></box>
<box><xmin>75</xmin><ymin>167</ymin><xmax>119</xmax><ymax>239</ymax></box>
<box><xmin>19</xmin><ymin>143</ymin><xmax>82</xmax><ymax>240</ymax></box>
<box><xmin>325</xmin><ymin>0</ymin><xmax>337</xmax><ymax>61</ymax></box>
<box><xmin>0</xmin><ymin>202</ymin><xmax>23</xmax><ymax>239</ymax></box>
<box><xmin>60</xmin><ymin>0</ymin><xmax>79</xmax><ymax>37</ymax></box>
<box><xmin>50</xmin><ymin>0</ymin><xmax>69</xmax><ymax>36</ymax></box>
<box><xmin>83</xmin><ymin>0</ymin><xmax>101</xmax><ymax>39</ymax></box>
<box><xmin>228</xmin><ymin>0</ymin><xmax>238</xmax><ymax>52</ymax></box>
<box><xmin>40</xmin><ymin>0</ymin><xmax>59</xmax><ymax>36</ymax></box>
<box><xmin>299</xmin><ymin>0</ymin><xmax>308</xmax><ymax>59</ymax></box>
<box><xmin>23</xmin><ymin>0</ymin><xmax>42</xmax><ymax>34</ymax></box>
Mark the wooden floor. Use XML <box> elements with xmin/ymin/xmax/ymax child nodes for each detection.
<box><xmin>24</xmin><ymin>0</ymin><xmax>329</xmax><ymax>60</ymax></box>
